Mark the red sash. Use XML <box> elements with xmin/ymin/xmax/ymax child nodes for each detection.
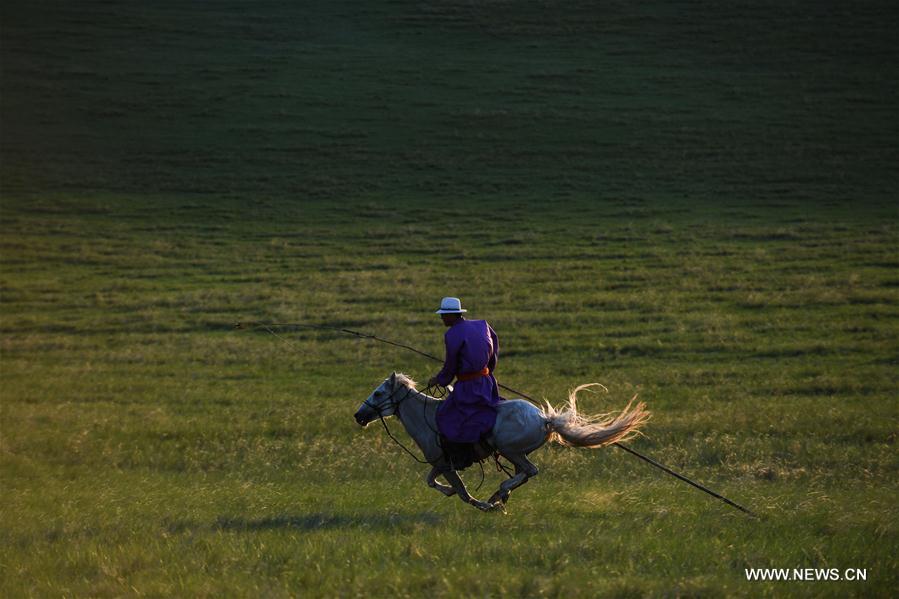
<box><xmin>456</xmin><ymin>367</ymin><xmax>490</xmax><ymax>382</ymax></box>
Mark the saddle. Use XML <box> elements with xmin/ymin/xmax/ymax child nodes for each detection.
<box><xmin>440</xmin><ymin>434</ymin><xmax>495</xmax><ymax>471</ymax></box>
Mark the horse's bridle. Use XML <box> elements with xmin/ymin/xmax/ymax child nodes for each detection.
<box><xmin>361</xmin><ymin>381</ymin><xmax>415</xmax><ymax>420</ymax></box>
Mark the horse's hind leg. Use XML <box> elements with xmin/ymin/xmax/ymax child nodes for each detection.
<box><xmin>488</xmin><ymin>453</ymin><xmax>538</xmax><ymax>506</ymax></box>
<box><xmin>426</xmin><ymin>466</ymin><xmax>456</xmax><ymax>497</ymax></box>
<box><xmin>443</xmin><ymin>470</ymin><xmax>494</xmax><ymax>511</ymax></box>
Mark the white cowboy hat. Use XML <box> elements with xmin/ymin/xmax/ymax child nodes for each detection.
<box><xmin>435</xmin><ymin>297</ymin><xmax>467</xmax><ymax>314</ymax></box>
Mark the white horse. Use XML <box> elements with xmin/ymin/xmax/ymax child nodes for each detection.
<box><xmin>354</xmin><ymin>372</ymin><xmax>649</xmax><ymax>511</ymax></box>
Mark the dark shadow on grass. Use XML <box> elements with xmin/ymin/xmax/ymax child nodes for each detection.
<box><xmin>214</xmin><ymin>511</ymin><xmax>443</xmax><ymax>532</ymax></box>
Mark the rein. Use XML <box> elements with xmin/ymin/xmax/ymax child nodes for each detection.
<box><xmin>363</xmin><ymin>382</ymin><xmax>497</xmax><ymax>490</ymax></box>
<box><xmin>362</xmin><ymin>384</ymin><xmax>431</xmax><ymax>464</ymax></box>
<box><xmin>379</xmin><ymin>415</ymin><xmax>431</xmax><ymax>465</ymax></box>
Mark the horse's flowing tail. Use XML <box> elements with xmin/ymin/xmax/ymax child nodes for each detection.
<box><xmin>545</xmin><ymin>384</ymin><xmax>650</xmax><ymax>448</ymax></box>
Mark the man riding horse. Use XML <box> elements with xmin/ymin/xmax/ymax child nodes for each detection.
<box><xmin>427</xmin><ymin>297</ymin><xmax>503</xmax><ymax>470</ymax></box>
<box><xmin>354</xmin><ymin>298</ymin><xmax>649</xmax><ymax>511</ymax></box>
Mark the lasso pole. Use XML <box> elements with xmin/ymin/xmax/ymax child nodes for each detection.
<box><xmin>235</xmin><ymin>321</ymin><xmax>757</xmax><ymax>517</ymax></box>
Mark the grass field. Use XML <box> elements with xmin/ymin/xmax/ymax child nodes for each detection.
<box><xmin>2</xmin><ymin>1</ymin><xmax>897</xmax><ymax>597</ymax></box>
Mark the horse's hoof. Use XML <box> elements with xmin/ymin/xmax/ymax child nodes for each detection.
<box><xmin>488</xmin><ymin>490</ymin><xmax>510</xmax><ymax>505</ymax></box>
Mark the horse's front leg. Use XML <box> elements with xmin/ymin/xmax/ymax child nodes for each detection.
<box><xmin>442</xmin><ymin>470</ymin><xmax>495</xmax><ymax>511</ymax></box>
<box><xmin>426</xmin><ymin>466</ymin><xmax>456</xmax><ymax>497</ymax></box>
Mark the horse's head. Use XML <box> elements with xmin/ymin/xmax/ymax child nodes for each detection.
<box><xmin>354</xmin><ymin>372</ymin><xmax>401</xmax><ymax>427</ymax></box>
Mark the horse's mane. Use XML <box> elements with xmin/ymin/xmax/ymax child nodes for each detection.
<box><xmin>395</xmin><ymin>372</ymin><xmax>419</xmax><ymax>389</ymax></box>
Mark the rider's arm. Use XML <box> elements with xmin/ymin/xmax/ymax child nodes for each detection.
<box><xmin>487</xmin><ymin>324</ymin><xmax>498</xmax><ymax>374</ymax></box>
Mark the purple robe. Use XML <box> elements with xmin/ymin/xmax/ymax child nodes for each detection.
<box><xmin>434</xmin><ymin>318</ymin><xmax>502</xmax><ymax>443</ymax></box>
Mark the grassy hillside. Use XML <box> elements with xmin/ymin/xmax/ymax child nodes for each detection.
<box><xmin>1</xmin><ymin>1</ymin><xmax>897</xmax><ymax>596</ymax></box>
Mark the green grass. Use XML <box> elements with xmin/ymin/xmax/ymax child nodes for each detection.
<box><xmin>1</xmin><ymin>1</ymin><xmax>897</xmax><ymax>597</ymax></box>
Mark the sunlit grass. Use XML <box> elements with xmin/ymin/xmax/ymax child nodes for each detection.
<box><xmin>2</xmin><ymin>194</ymin><xmax>896</xmax><ymax>596</ymax></box>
